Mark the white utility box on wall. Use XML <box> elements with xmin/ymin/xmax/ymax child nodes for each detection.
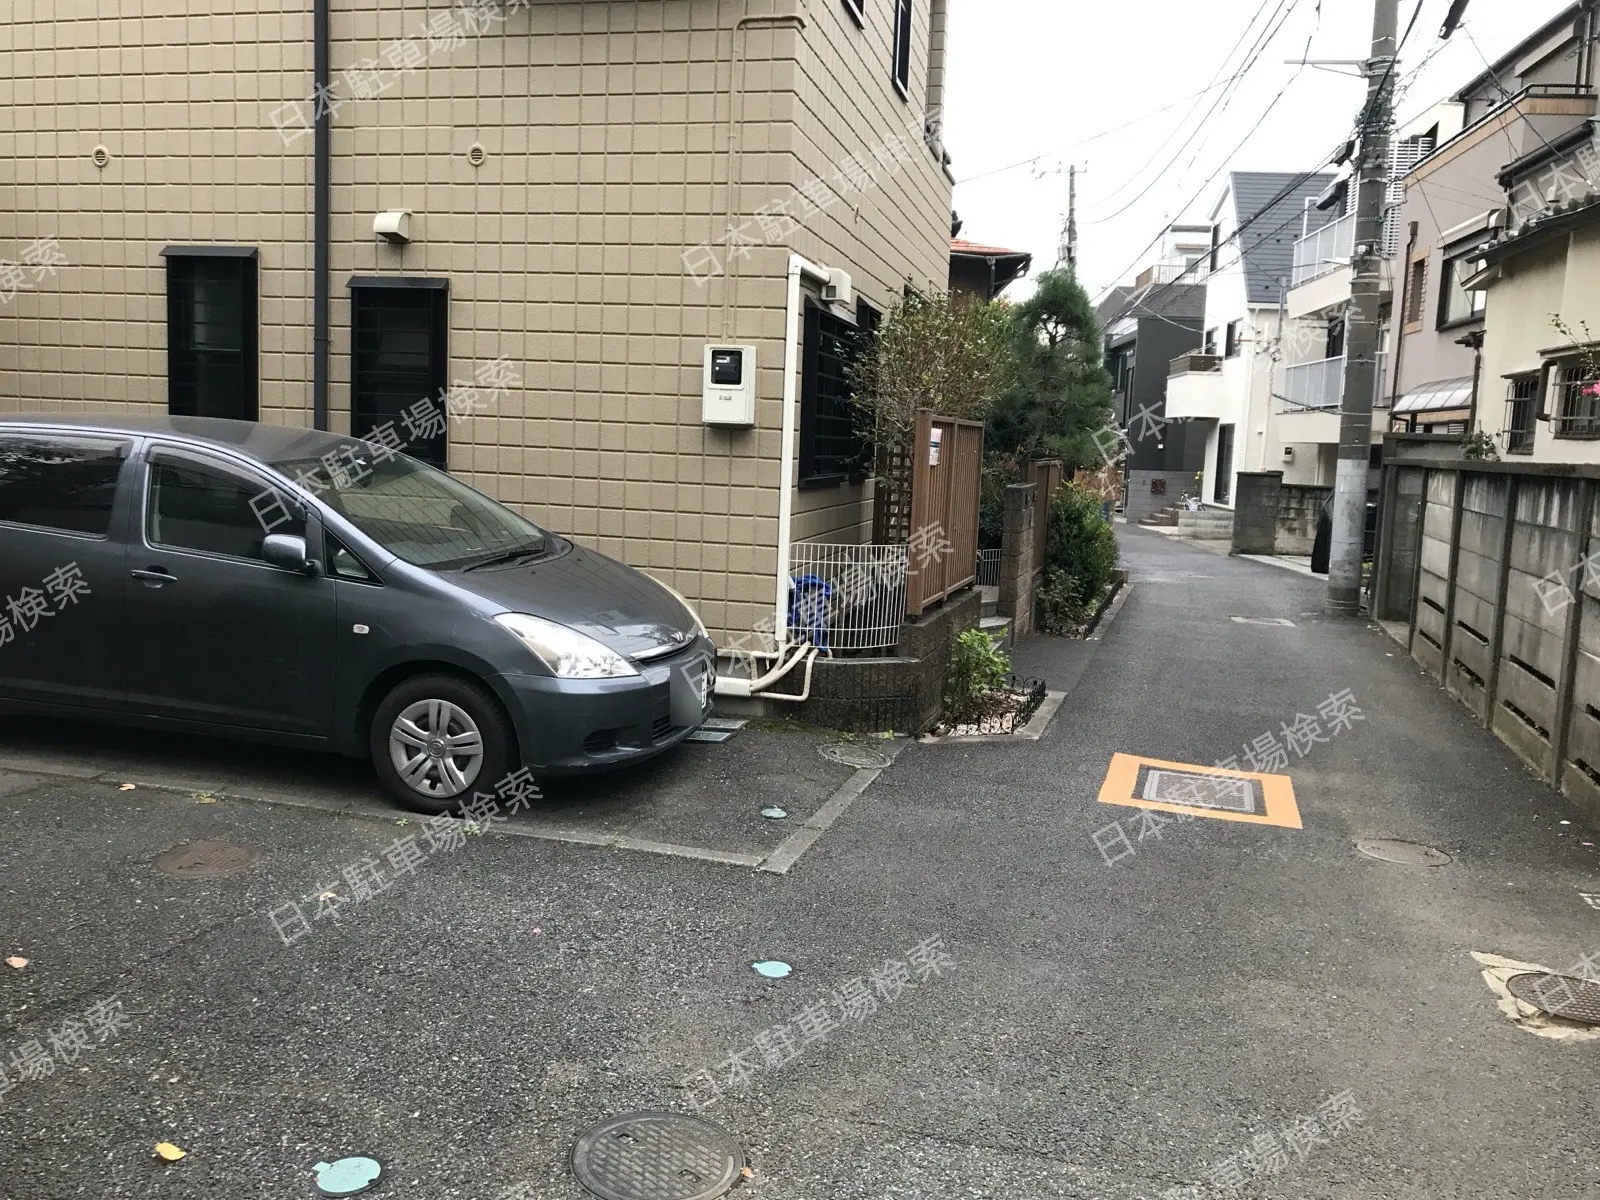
<box><xmin>702</xmin><ymin>345</ymin><xmax>757</xmax><ymax>427</ymax></box>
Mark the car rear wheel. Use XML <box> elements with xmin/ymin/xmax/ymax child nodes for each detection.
<box><xmin>370</xmin><ymin>673</ymin><xmax>516</xmax><ymax>814</ymax></box>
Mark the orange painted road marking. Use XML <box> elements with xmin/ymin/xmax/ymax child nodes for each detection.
<box><xmin>1098</xmin><ymin>752</ymin><xmax>1301</xmax><ymax>829</ymax></box>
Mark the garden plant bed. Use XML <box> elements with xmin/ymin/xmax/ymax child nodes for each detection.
<box><xmin>931</xmin><ymin>673</ymin><xmax>1048</xmax><ymax>737</ymax></box>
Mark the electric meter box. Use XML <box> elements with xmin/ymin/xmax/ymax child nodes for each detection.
<box><xmin>702</xmin><ymin>345</ymin><xmax>757</xmax><ymax>427</ymax></box>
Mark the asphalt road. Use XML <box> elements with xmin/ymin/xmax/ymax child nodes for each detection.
<box><xmin>2</xmin><ymin>526</ymin><xmax>1598</xmax><ymax>1200</ymax></box>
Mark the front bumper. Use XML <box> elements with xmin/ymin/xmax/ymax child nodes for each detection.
<box><xmin>490</xmin><ymin>636</ymin><xmax>717</xmax><ymax>775</ymax></box>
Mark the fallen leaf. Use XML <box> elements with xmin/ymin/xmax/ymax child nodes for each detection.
<box><xmin>5</xmin><ymin>956</ymin><xmax>26</xmax><ymax>969</ymax></box>
<box><xmin>317</xmin><ymin>891</ymin><xmax>339</xmax><ymax>902</ymax></box>
<box><xmin>741</xmin><ymin>1167</ymin><xmax>756</xmax><ymax>1179</ymax></box>
<box><xmin>119</xmin><ymin>783</ymin><xmax>136</xmax><ymax>791</ymax></box>
<box><xmin>153</xmin><ymin>1142</ymin><xmax>186</xmax><ymax>1162</ymax></box>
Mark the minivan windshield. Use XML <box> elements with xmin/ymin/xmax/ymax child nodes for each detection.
<box><xmin>268</xmin><ymin>442</ymin><xmax>548</xmax><ymax>571</ymax></box>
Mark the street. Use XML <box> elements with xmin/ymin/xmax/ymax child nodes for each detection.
<box><xmin>2</xmin><ymin>526</ymin><xmax>1597</xmax><ymax>1199</ymax></box>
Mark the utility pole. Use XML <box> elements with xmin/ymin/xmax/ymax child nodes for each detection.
<box><xmin>1327</xmin><ymin>0</ymin><xmax>1399</xmax><ymax>615</ymax></box>
<box><xmin>1067</xmin><ymin>164</ymin><xmax>1078</xmax><ymax>276</ymax></box>
<box><xmin>1057</xmin><ymin>165</ymin><xmax>1079</xmax><ymax>274</ymax></box>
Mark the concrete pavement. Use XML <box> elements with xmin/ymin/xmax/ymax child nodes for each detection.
<box><xmin>1</xmin><ymin>525</ymin><xmax>1597</xmax><ymax>1199</ymax></box>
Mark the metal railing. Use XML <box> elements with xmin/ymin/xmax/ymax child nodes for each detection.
<box><xmin>1291</xmin><ymin>212</ymin><xmax>1355</xmax><ymax>286</ymax></box>
<box><xmin>1553</xmin><ymin>373</ymin><xmax>1600</xmax><ymax>439</ymax></box>
<box><xmin>976</xmin><ymin>548</ymin><xmax>1002</xmax><ymax>587</ymax></box>
<box><xmin>1169</xmin><ymin>353</ymin><xmax>1222</xmax><ymax>377</ymax></box>
<box><xmin>1280</xmin><ymin>351</ymin><xmax>1388</xmax><ymax>411</ymax></box>
<box><xmin>788</xmin><ymin>542</ymin><xmax>910</xmax><ymax>651</ymax></box>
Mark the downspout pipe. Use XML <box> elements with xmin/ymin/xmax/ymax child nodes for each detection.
<box><xmin>775</xmin><ymin>252</ymin><xmax>833</xmax><ymax>649</ymax></box>
<box><xmin>312</xmin><ymin>0</ymin><xmax>331</xmax><ymax>431</ymax></box>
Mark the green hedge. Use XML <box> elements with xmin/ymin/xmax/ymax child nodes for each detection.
<box><xmin>1038</xmin><ymin>482</ymin><xmax>1117</xmax><ymax>632</ymax></box>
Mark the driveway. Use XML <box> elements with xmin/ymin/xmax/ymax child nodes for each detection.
<box><xmin>1</xmin><ymin>526</ymin><xmax>1597</xmax><ymax>1199</ymax></box>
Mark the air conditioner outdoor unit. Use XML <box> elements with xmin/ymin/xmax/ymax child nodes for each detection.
<box><xmin>822</xmin><ymin>268</ymin><xmax>853</xmax><ymax>307</ymax></box>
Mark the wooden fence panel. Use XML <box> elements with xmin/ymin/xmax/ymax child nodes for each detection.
<box><xmin>906</xmin><ymin>410</ymin><xmax>984</xmax><ymax>617</ymax></box>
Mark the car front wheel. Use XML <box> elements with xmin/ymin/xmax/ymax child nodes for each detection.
<box><xmin>370</xmin><ymin>673</ymin><xmax>516</xmax><ymax>814</ymax></box>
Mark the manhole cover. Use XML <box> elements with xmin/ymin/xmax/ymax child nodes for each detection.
<box><xmin>153</xmin><ymin>840</ymin><xmax>257</xmax><ymax>877</ymax></box>
<box><xmin>572</xmin><ymin>1111</ymin><xmax>744</xmax><ymax>1200</ymax></box>
<box><xmin>1136</xmin><ymin>765</ymin><xmax>1263</xmax><ymax>813</ymax></box>
<box><xmin>1230</xmin><ymin>616</ymin><xmax>1296</xmax><ymax>626</ymax></box>
<box><xmin>1354</xmin><ymin>838</ymin><xmax>1451</xmax><ymax>866</ymax></box>
<box><xmin>1506</xmin><ymin>972</ymin><xmax>1600</xmax><ymax>1024</ymax></box>
<box><xmin>818</xmin><ymin>744</ymin><xmax>891</xmax><ymax>770</ymax></box>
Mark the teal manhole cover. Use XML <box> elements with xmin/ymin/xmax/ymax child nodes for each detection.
<box><xmin>572</xmin><ymin>1112</ymin><xmax>744</xmax><ymax>1200</ymax></box>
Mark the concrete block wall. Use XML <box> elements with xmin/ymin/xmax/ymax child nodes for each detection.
<box><xmin>1377</xmin><ymin>457</ymin><xmax>1600</xmax><ymax>822</ymax></box>
<box><xmin>1123</xmin><ymin>470</ymin><xmax>1195</xmax><ymax>524</ymax></box>
<box><xmin>998</xmin><ymin>482</ymin><xmax>1036</xmax><ymax>639</ymax></box>
<box><xmin>1276</xmin><ymin>484</ymin><xmax>1330</xmax><ymax>555</ymax></box>
<box><xmin>1230</xmin><ymin>471</ymin><xmax>1280</xmax><ymax>555</ymax></box>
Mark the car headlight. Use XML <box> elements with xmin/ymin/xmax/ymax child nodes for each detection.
<box><xmin>647</xmin><ymin>575</ymin><xmax>710</xmax><ymax>641</ymax></box>
<box><xmin>494</xmin><ymin>613</ymin><xmax>639</xmax><ymax>678</ymax></box>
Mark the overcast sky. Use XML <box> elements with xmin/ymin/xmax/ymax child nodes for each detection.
<box><xmin>943</xmin><ymin>0</ymin><xmax>1576</xmax><ymax>304</ymax></box>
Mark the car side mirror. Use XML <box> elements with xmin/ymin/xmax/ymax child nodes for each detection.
<box><xmin>262</xmin><ymin>533</ymin><xmax>318</xmax><ymax>575</ymax></box>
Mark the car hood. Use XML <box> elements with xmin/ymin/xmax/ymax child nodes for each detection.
<box><xmin>443</xmin><ymin>541</ymin><xmax>698</xmax><ymax>660</ymax></box>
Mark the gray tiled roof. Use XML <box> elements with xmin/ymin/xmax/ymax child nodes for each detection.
<box><xmin>1230</xmin><ymin>171</ymin><xmax>1337</xmax><ymax>305</ymax></box>
<box><xmin>1096</xmin><ymin>281</ymin><xmax>1207</xmax><ymax>334</ymax></box>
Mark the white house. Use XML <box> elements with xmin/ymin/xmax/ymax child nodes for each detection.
<box><xmin>1165</xmin><ymin>172</ymin><xmax>1335</xmax><ymax>507</ymax></box>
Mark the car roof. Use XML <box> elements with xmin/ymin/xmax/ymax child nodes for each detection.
<box><xmin>0</xmin><ymin>413</ymin><xmax>352</xmax><ymax>465</ymax></box>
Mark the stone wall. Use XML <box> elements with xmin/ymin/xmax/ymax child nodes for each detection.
<box><xmin>1231</xmin><ymin>472</ymin><xmax>1281</xmax><ymax>554</ymax></box>
<box><xmin>999</xmin><ymin>482</ymin><xmax>1037</xmax><ymax>639</ymax></box>
<box><xmin>1278</xmin><ymin>484</ymin><xmax>1332</xmax><ymax>554</ymax></box>
<box><xmin>1124</xmin><ymin>470</ymin><xmax>1200</xmax><ymax>524</ymax></box>
<box><xmin>797</xmin><ymin>586</ymin><xmax>982</xmax><ymax>733</ymax></box>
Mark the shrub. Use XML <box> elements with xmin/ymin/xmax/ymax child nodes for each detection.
<box><xmin>1043</xmin><ymin>481</ymin><xmax>1118</xmax><ymax>613</ymax></box>
<box><xmin>944</xmin><ymin>628</ymin><xmax>1011</xmax><ymax>722</ymax></box>
<box><xmin>1036</xmin><ymin>569</ymin><xmax>1093</xmax><ymax>635</ymax></box>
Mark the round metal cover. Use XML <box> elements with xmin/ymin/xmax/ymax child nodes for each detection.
<box><xmin>572</xmin><ymin>1111</ymin><xmax>744</xmax><ymax>1200</ymax></box>
<box><xmin>153</xmin><ymin>840</ymin><xmax>257</xmax><ymax>877</ymax></box>
<box><xmin>1354</xmin><ymin>839</ymin><xmax>1451</xmax><ymax>866</ymax></box>
<box><xmin>818</xmin><ymin>744</ymin><xmax>891</xmax><ymax>770</ymax></box>
<box><xmin>1506</xmin><ymin>972</ymin><xmax>1600</xmax><ymax>1024</ymax></box>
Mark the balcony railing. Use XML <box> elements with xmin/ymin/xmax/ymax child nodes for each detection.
<box><xmin>1169</xmin><ymin>353</ymin><xmax>1221</xmax><ymax>377</ymax></box>
<box><xmin>1135</xmin><ymin>261</ymin><xmax>1200</xmax><ymax>286</ymax></box>
<box><xmin>1279</xmin><ymin>351</ymin><xmax>1388</xmax><ymax>411</ymax></box>
<box><xmin>1291</xmin><ymin>213</ymin><xmax>1355</xmax><ymax>286</ymax></box>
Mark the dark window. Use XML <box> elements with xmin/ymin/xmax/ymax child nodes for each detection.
<box><xmin>1506</xmin><ymin>375</ymin><xmax>1538</xmax><ymax>454</ymax></box>
<box><xmin>1553</xmin><ymin>363</ymin><xmax>1600</xmax><ymax>439</ymax></box>
<box><xmin>843</xmin><ymin>0</ymin><xmax>865</xmax><ymax>27</ymax></box>
<box><xmin>1438</xmin><ymin>252</ymin><xmax>1486</xmax><ymax>328</ymax></box>
<box><xmin>1404</xmin><ymin>258</ymin><xmax>1428</xmax><ymax>324</ymax></box>
<box><xmin>1225</xmin><ymin>320</ymin><xmax>1242</xmax><ymax>358</ymax></box>
<box><xmin>350</xmin><ymin>282</ymin><xmax>450</xmax><ymax>470</ymax></box>
<box><xmin>165</xmin><ymin>252</ymin><xmax>258</xmax><ymax>421</ymax></box>
<box><xmin>1203</xmin><ymin>328</ymin><xmax>1218</xmax><ymax>356</ymax></box>
<box><xmin>1214</xmin><ymin>424</ymin><xmax>1235</xmax><ymax>505</ymax></box>
<box><xmin>800</xmin><ymin>297</ymin><xmax>869</xmax><ymax>486</ymax></box>
<box><xmin>1324</xmin><ymin>317</ymin><xmax>1345</xmax><ymax>360</ymax></box>
<box><xmin>892</xmin><ymin>0</ymin><xmax>913</xmax><ymax>97</ymax></box>
<box><xmin>146</xmin><ymin>452</ymin><xmax>303</xmax><ymax>561</ymax></box>
<box><xmin>0</xmin><ymin>435</ymin><xmax>129</xmax><ymax>536</ymax></box>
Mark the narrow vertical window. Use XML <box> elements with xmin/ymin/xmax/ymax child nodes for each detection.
<box><xmin>349</xmin><ymin>279</ymin><xmax>450</xmax><ymax>470</ymax></box>
<box><xmin>892</xmin><ymin>0</ymin><xmax>913</xmax><ymax>98</ymax></box>
<box><xmin>162</xmin><ymin>247</ymin><xmax>258</xmax><ymax>421</ymax></box>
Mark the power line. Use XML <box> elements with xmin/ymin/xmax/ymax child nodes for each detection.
<box><xmin>1092</xmin><ymin>0</ymin><xmax>1303</xmax><ymax>216</ymax></box>
<box><xmin>952</xmin><ymin>79</ymin><xmax>1243</xmax><ymax>186</ymax></box>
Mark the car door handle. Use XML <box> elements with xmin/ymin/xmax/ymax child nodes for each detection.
<box><xmin>131</xmin><ymin>568</ymin><xmax>177</xmax><ymax>587</ymax></box>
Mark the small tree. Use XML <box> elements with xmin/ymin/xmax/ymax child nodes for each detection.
<box><xmin>988</xmin><ymin>268</ymin><xmax>1115</xmax><ymax>472</ymax></box>
<box><xmin>849</xmin><ymin>288</ymin><xmax>1016</xmax><ymax>539</ymax></box>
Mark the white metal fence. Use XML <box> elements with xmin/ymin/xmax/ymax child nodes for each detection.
<box><xmin>1291</xmin><ymin>212</ymin><xmax>1355</xmax><ymax>285</ymax></box>
<box><xmin>976</xmin><ymin>548</ymin><xmax>1002</xmax><ymax>587</ymax></box>
<box><xmin>1280</xmin><ymin>350</ymin><xmax>1389</xmax><ymax>411</ymax></box>
<box><xmin>788</xmin><ymin>542</ymin><xmax>911</xmax><ymax>651</ymax></box>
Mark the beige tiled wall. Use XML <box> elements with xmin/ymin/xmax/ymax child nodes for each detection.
<box><xmin>0</xmin><ymin>0</ymin><xmax>953</xmax><ymax>643</ymax></box>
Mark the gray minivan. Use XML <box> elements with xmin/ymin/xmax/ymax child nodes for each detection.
<box><xmin>0</xmin><ymin>415</ymin><xmax>716</xmax><ymax>812</ymax></box>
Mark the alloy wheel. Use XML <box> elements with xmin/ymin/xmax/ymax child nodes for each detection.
<box><xmin>388</xmin><ymin>699</ymin><xmax>485</xmax><ymax>799</ymax></box>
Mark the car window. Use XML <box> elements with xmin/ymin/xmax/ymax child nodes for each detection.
<box><xmin>146</xmin><ymin>452</ymin><xmax>304</xmax><ymax>561</ymax></box>
<box><xmin>0</xmin><ymin>434</ymin><xmax>130</xmax><ymax>536</ymax></box>
<box><xmin>325</xmin><ymin>531</ymin><xmax>378</xmax><ymax>583</ymax></box>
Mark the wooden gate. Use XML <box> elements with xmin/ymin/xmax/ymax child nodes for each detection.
<box><xmin>1027</xmin><ymin>458</ymin><xmax>1065</xmax><ymax>576</ymax></box>
<box><xmin>906</xmin><ymin>410</ymin><xmax>984</xmax><ymax>617</ymax></box>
